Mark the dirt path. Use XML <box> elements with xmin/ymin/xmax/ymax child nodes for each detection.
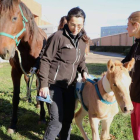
<box><xmin>85</xmin><ymin>51</ymin><xmax>125</xmax><ymax>63</ymax></box>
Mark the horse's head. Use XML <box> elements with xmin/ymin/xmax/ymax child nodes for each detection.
<box><xmin>107</xmin><ymin>58</ymin><xmax>135</xmax><ymax>114</ymax></box>
<box><xmin>0</xmin><ymin>0</ymin><xmax>28</xmax><ymax>59</ymax></box>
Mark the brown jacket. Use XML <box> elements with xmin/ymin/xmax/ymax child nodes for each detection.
<box><xmin>122</xmin><ymin>39</ymin><xmax>140</xmax><ymax>103</ymax></box>
<box><xmin>39</xmin><ymin>25</ymin><xmax>88</xmax><ymax>88</ymax></box>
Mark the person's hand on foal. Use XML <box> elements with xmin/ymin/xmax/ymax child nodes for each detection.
<box><xmin>82</xmin><ymin>72</ymin><xmax>88</xmax><ymax>82</ymax></box>
<box><xmin>39</xmin><ymin>87</ymin><xmax>50</xmax><ymax>98</ymax></box>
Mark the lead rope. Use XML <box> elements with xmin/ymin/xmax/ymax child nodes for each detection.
<box><xmin>16</xmin><ymin>48</ymin><xmax>40</xmax><ymax>100</ymax></box>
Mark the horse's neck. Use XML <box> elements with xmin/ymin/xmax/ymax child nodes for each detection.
<box><xmin>22</xmin><ymin>26</ymin><xmax>44</xmax><ymax>58</ymax></box>
<box><xmin>98</xmin><ymin>75</ymin><xmax>115</xmax><ymax>102</ymax></box>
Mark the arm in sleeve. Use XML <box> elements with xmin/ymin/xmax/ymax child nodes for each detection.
<box><xmin>77</xmin><ymin>54</ymin><xmax>88</xmax><ymax>77</ymax></box>
<box><xmin>38</xmin><ymin>33</ymin><xmax>60</xmax><ymax>88</ymax></box>
<box><xmin>121</xmin><ymin>44</ymin><xmax>135</xmax><ymax>63</ymax></box>
<box><xmin>33</xmin><ymin>39</ymin><xmax>48</xmax><ymax>70</ymax></box>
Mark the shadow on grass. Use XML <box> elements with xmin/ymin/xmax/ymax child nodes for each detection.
<box><xmin>70</xmin><ymin>134</ymin><xmax>84</xmax><ymax>140</ymax></box>
<box><xmin>0</xmin><ymin>98</ymin><xmax>48</xmax><ymax>140</ymax></box>
<box><xmin>0</xmin><ymin>129</ymin><xmax>13</xmax><ymax>140</ymax></box>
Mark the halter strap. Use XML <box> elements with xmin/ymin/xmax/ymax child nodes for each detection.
<box><xmin>0</xmin><ymin>5</ymin><xmax>28</xmax><ymax>46</ymax></box>
<box><xmin>87</xmin><ymin>78</ymin><xmax>116</xmax><ymax>105</ymax></box>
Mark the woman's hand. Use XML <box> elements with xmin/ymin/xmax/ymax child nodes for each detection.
<box><xmin>30</xmin><ymin>67</ymin><xmax>37</xmax><ymax>74</ymax></box>
<box><xmin>39</xmin><ymin>87</ymin><xmax>50</xmax><ymax>98</ymax></box>
<box><xmin>82</xmin><ymin>72</ymin><xmax>88</xmax><ymax>82</ymax></box>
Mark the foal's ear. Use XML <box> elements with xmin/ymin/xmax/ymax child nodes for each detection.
<box><xmin>123</xmin><ymin>58</ymin><xmax>135</xmax><ymax>71</ymax></box>
<box><xmin>107</xmin><ymin>59</ymin><xmax>115</xmax><ymax>72</ymax></box>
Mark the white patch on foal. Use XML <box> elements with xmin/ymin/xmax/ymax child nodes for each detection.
<box><xmin>102</xmin><ymin>74</ymin><xmax>114</xmax><ymax>96</ymax></box>
<box><xmin>121</xmin><ymin>73</ymin><xmax>130</xmax><ymax>94</ymax></box>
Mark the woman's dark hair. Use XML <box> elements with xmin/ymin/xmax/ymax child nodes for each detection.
<box><xmin>58</xmin><ymin>16</ymin><xmax>67</xmax><ymax>30</ymax></box>
<box><xmin>67</xmin><ymin>7</ymin><xmax>86</xmax><ymax>22</ymax></box>
<box><xmin>81</xmin><ymin>28</ymin><xmax>90</xmax><ymax>44</ymax></box>
<box><xmin>67</xmin><ymin>7</ymin><xmax>89</xmax><ymax>44</ymax></box>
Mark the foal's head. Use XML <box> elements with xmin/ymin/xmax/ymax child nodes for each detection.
<box><xmin>107</xmin><ymin>58</ymin><xmax>135</xmax><ymax>114</ymax></box>
<box><xmin>0</xmin><ymin>0</ymin><xmax>35</xmax><ymax>59</ymax></box>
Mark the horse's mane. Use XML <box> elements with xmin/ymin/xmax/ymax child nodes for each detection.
<box><xmin>20</xmin><ymin>2</ymin><xmax>41</xmax><ymax>38</ymax></box>
<box><xmin>0</xmin><ymin>0</ymin><xmax>13</xmax><ymax>12</ymax></box>
<box><xmin>0</xmin><ymin>0</ymin><xmax>40</xmax><ymax>38</ymax></box>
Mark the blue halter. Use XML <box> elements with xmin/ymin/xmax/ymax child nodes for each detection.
<box><xmin>77</xmin><ymin>77</ymin><xmax>116</xmax><ymax>112</ymax></box>
<box><xmin>87</xmin><ymin>79</ymin><xmax>116</xmax><ymax>105</ymax></box>
<box><xmin>0</xmin><ymin>5</ymin><xmax>28</xmax><ymax>46</ymax></box>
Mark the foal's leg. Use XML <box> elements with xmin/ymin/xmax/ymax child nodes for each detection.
<box><xmin>75</xmin><ymin>104</ymin><xmax>89</xmax><ymax>140</ymax></box>
<box><xmin>24</xmin><ymin>74</ymin><xmax>31</xmax><ymax>103</ymax></box>
<box><xmin>100</xmin><ymin>117</ymin><xmax>114</xmax><ymax>140</ymax></box>
<box><xmin>89</xmin><ymin>114</ymin><xmax>100</xmax><ymax>140</ymax></box>
<box><xmin>8</xmin><ymin>68</ymin><xmax>22</xmax><ymax>134</ymax></box>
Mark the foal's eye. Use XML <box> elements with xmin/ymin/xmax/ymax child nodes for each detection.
<box><xmin>113</xmin><ymin>83</ymin><xmax>117</xmax><ymax>87</ymax></box>
<box><xmin>12</xmin><ymin>17</ymin><xmax>17</xmax><ymax>22</ymax></box>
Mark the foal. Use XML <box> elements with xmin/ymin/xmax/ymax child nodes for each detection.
<box><xmin>75</xmin><ymin>58</ymin><xmax>134</xmax><ymax>140</ymax></box>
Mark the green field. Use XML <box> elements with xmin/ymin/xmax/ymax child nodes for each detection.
<box><xmin>0</xmin><ymin>63</ymin><xmax>133</xmax><ymax>140</ymax></box>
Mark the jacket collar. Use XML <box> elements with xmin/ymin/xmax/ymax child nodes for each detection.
<box><xmin>63</xmin><ymin>24</ymin><xmax>83</xmax><ymax>40</ymax></box>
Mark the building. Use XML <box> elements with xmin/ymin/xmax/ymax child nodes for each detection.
<box><xmin>39</xmin><ymin>25</ymin><xmax>57</xmax><ymax>37</ymax></box>
<box><xmin>21</xmin><ymin>0</ymin><xmax>58</xmax><ymax>37</ymax></box>
<box><xmin>101</xmin><ymin>25</ymin><xmax>127</xmax><ymax>37</ymax></box>
<box><xmin>21</xmin><ymin>0</ymin><xmax>51</xmax><ymax>26</ymax></box>
<box><xmin>92</xmin><ymin>32</ymin><xmax>134</xmax><ymax>46</ymax></box>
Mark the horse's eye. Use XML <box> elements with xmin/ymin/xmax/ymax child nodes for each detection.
<box><xmin>12</xmin><ymin>17</ymin><xmax>17</xmax><ymax>22</ymax></box>
<box><xmin>113</xmin><ymin>83</ymin><xmax>117</xmax><ymax>87</ymax></box>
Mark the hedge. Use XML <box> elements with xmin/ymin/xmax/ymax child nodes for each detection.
<box><xmin>90</xmin><ymin>46</ymin><xmax>131</xmax><ymax>55</ymax></box>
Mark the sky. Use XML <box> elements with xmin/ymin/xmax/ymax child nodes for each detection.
<box><xmin>35</xmin><ymin>0</ymin><xmax>140</xmax><ymax>39</ymax></box>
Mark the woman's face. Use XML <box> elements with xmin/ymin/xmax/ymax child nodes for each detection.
<box><xmin>67</xmin><ymin>17</ymin><xmax>84</xmax><ymax>35</ymax></box>
<box><xmin>127</xmin><ymin>20</ymin><xmax>137</xmax><ymax>37</ymax></box>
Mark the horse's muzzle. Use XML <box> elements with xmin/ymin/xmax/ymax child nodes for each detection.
<box><xmin>0</xmin><ymin>46</ymin><xmax>15</xmax><ymax>60</ymax></box>
<box><xmin>124</xmin><ymin>106</ymin><xmax>133</xmax><ymax>114</ymax></box>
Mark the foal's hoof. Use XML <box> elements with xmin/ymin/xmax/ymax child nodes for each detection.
<box><xmin>7</xmin><ymin>128</ymin><xmax>15</xmax><ymax>134</ymax></box>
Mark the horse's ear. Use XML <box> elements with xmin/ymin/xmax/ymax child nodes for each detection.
<box><xmin>13</xmin><ymin>0</ymin><xmax>21</xmax><ymax>3</ymax></box>
<box><xmin>107</xmin><ymin>59</ymin><xmax>115</xmax><ymax>72</ymax></box>
<box><xmin>123</xmin><ymin>58</ymin><xmax>135</xmax><ymax>71</ymax></box>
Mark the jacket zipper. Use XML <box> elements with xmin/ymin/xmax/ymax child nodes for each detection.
<box><xmin>68</xmin><ymin>42</ymin><xmax>80</xmax><ymax>84</ymax></box>
<box><xmin>65</xmin><ymin>30</ymin><xmax>81</xmax><ymax>85</ymax></box>
<box><xmin>77</xmin><ymin>49</ymin><xmax>81</xmax><ymax>62</ymax></box>
<box><xmin>68</xmin><ymin>48</ymin><xmax>78</xmax><ymax>84</ymax></box>
<box><xmin>54</xmin><ymin>64</ymin><xmax>60</xmax><ymax>81</ymax></box>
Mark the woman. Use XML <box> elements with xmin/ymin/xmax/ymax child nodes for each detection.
<box><xmin>38</xmin><ymin>7</ymin><xmax>89</xmax><ymax>140</ymax></box>
<box><xmin>122</xmin><ymin>11</ymin><xmax>140</xmax><ymax>140</ymax></box>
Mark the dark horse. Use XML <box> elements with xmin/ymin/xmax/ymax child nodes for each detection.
<box><xmin>0</xmin><ymin>0</ymin><xmax>47</xmax><ymax>134</ymax></box>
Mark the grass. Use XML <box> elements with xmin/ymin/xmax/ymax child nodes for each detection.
<box><xmin>0</xmin><ymin>63</ymin><xmax>133</xmax><ymax>140</ymax></box>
